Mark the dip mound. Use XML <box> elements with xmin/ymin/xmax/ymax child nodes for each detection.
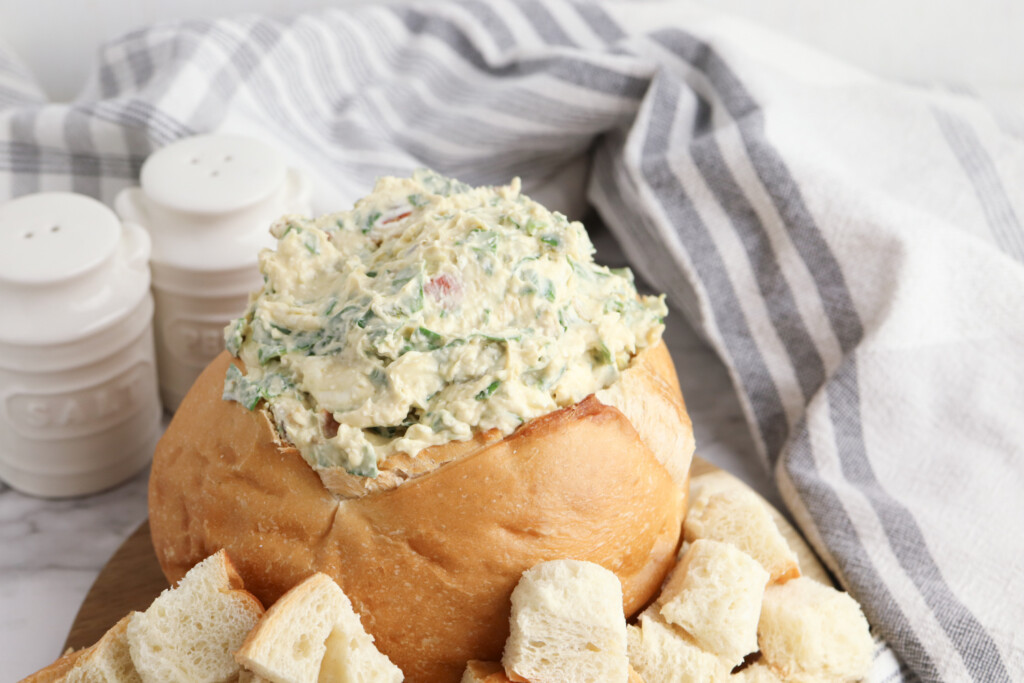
<box><xmin>223</xmin><ymin>170</ymin><xmax>666</xmax><ymax>476</ymax></box>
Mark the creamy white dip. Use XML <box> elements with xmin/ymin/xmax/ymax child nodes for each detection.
<box><xmin>224</xmin><ymin>170</ymin><xmax>666</xmax><ymax>477</ymax></box>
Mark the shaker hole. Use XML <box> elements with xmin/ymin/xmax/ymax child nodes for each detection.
<box><xmin>51</xmin><ymin>225</ymin><xmax>60</xmax><ymax>233</ymax></box>
<box><xmin>190</xmin><ymin>157</ymin><xmax>200</xmax><ymax>164</ymax></box>
<box><xmin>24</xmin><ymin>231</ymin><xmax>33</xmax><ymax>239</ymax></box>
<box><xmin>224</xmin><ymin>155</ymin><xmax>233</xmax><ymax>162</ymax></box>
<box><xmin>210</xmin><ymin>170</ymin><xmax>220</xmax><ymax>177</ymax></box>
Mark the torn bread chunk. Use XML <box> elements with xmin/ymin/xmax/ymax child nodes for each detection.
<box><xmin>502</xmin><ymin>560</ymin><xmax>629</xmax><ymax>683</ymax></box>
<box><xmin>235</xmin><ymin>573</ymin><xmax>402</xmax><ymax>683</ymax></box>
<box><xmin>65</xmin><ymin>615</ymin><xmax>141</xmax><ymax>683</ymax></box>
<box><xmin>658</xmin><ymin>539</ymin><xmax>768</xmax><ymax>666</ymax></box>
<box><xmin>126</xmin><ymin>550</ymin><xmax>264</xmax><ymax>683</ymax></box>
<box><xmin>626</xmin><ymin>609</ymin><xmax>730</xmax><ymax>683</ymax></box>
<box><xmin>758</xmin><ymin>577</ymin><xmax>873</xmax><ymax>682</ymax></box>
<box><xmin>318</xmin><ymin>616</ymin><xmax>403</xmax><ymax>683</ymax></box>
<box><xmin>21</xmin><ymin>622</ymin><xmax>136</xmax><ymax>683</ymax></box>
<box><xmin>684</xmin><ymin>486</ymin><xmax>799</xmax><ymax>583</ymax></box>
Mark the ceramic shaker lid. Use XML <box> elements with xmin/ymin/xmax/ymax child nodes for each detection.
<box><xmin>118</xmin><ymin>133</ymin><xmax>310</xmax><ymax>274</ymax></box>
<box><xmin>0</xmin><ymin>192</ymin><xmax>151</xmax><ymax>348</ymax></box>
<box><xmin>140</xmin><ymin>133</ymin><xmax>288</xmax><ymax>215</ymax></box>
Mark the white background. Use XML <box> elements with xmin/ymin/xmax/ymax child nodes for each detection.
<box><xmin>1</xmin><ymin>0</ymin><xmax>1023</xmax><ymax>102</ymax></box>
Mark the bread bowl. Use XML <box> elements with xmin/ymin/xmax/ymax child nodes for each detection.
<box><xmin>148</xmin><ymin>170</ymin><xmax>695</xmax><ymax>682</ymax></box>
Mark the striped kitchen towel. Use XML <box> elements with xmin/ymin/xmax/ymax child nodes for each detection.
<box><xmin>2</xmin><ymin>2</ymin><xmax>1022</xmax><ymax>680</ymax></box>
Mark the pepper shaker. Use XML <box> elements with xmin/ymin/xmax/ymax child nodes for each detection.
<box><xmin>0</xmin><ymin>192</ymin><xmax>161</xmax><ymax>497</ymax></box>
<box><xmin>115</xmin><ymin>134</ymin><xmax>312</xmax><ymax>411</ymax></box>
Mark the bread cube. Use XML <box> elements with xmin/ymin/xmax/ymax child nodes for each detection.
<box><xmin>658</xmin><ymin>539</ymin><xmax>768</xmax><ymax>666</ymax></box>
<box><xmin>502</xmin><ymin>560</ymin><xmax>629</xmax><ymax>683</ymax></box>
<box><xmin>758</xmin><ymin>577</ymin><xmax>873</xmax><ymax>682</ymax></box>
<box><xmin>127</xmin><ymin>550</ymin><xmax>264</xmax><ymax>683</ymax></box>
<box><xmin>626</xmin><ymin>609</ymin><xmax>731</xmax><ymax>683</ymax></box>
<box><xmin>684</xmin><ymin>486</ymin><xmax>799</xmax><ymax>583</ymax></box>
<box><xmin>235</xmin><ymin>572</ymin><xmax>401</xmax><ymax>683</ymax></box>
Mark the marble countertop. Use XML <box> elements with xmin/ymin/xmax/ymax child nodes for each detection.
<box><xmin>1</xmin><ymin>464</ymin><xmax>150</xmax><ymax>680</ymax></box>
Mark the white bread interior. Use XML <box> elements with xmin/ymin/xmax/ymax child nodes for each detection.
<box><xmin>630</xmin><ymin>470</ymin><xmax>873</xmax><ymax>683</ymax></box>
<box><xmin>687</xmin><ymin>472</ymin><xmax>831</xmax><ymax>586</ymax></box>
<box><xmin>502</xmin><ymin>560</ymin><xmax>629</xmax><ymax>683</ymax></box>
<box><xmin>758</xmin><ymin>577</ymin><xmax>873</xmax><ymax>682</ymax></box>
<box><xmin>319</xmin><ymin>624</ymin><xmax>404</xmax><ymax>683</ymax></box>
<box><xmin>236</xmin><ymin>573</ymin><xmax>401</xmax><ymax>683</ymax></box>
<box><xmin>19</xmin><ymin>552</ymin><xmax>264</xmax><ymax>683</ymax></box>
<box><xmin>29</xmin><ymin>615</ymin><xmax>141</xmax><ymax>683</ymax></box>
<box><xmin>684</xmin><ymin>483</ymin><xmax>800</xmax><ymax>584</ymax></box>
<box><xmin>62</xmin><ymin>615</ymin><xmax>140</xmax><ymax>683</ymax></box>
<box><xmin>126</xmin><ymin>550</ymin><xmax>265</xmax><ymax>683</ymax></box>
<box><xmin>626</xmin><ymin>608</ymin><xmax>731</xmax><ymax>683</ymax></box>
<box><xmin>658</xmin><ymin>539</ymin><xmax>768</xmax><ymax>666</ymax></box>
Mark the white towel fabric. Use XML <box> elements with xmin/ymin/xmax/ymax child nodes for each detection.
<box><xmin>2</xmin><ymin>2</ymin><xmax>1022</xmax><ymax>681</ymax></box>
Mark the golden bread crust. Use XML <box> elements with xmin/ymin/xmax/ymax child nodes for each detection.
<box><xmin>149</xmin><ymin>341</ymin><xmax>693</xmax><ymax>683</ymax></box>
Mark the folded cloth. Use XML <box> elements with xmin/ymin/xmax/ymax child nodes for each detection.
<box><xmin>2</xmin><ymin>2</ymin><xmax>1022</xmax><ymax>681</ymax></box>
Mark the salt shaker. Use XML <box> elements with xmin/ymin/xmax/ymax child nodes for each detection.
<box><xmin>115</xmin><ymin>134</ymin><xmax>312</xmax><ymax>411</ymax></box>
<box><xmin>0</xmin><ymin>192</ymin><xmax>162</xmax><ymax>497</ymax></box>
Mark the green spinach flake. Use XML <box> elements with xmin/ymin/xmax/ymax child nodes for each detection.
<box><xmin>475</xmin><ymin>380</ymin><xmax>501</xmax><ymax>401</ymax></box>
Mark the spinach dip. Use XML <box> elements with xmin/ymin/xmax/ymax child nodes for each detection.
<box><xmin>223</xmin><ymin>170</ymin><xmax>667</xmax><ymax>477</ymax></box>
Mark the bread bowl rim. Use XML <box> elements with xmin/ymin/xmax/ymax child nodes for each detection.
<box><xmin>226</xmin><ymin>337</ymin><xmax>692</xmax><ymax>500</ymax></box>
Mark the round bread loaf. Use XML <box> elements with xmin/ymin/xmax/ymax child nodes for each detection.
<box><xmin>149</xmin><ymin>340</ymin><xmax>692</xmax><ymax>683</ymax></box>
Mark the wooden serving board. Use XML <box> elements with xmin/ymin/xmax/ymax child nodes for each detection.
<box><xmin>64</xmin><ymin>521</ymin><xmax>160</xmax><ymax>652</ymax></box>
<box><xmin>64</xmin><ymin>456</ymin><xmax>826</xmax><ymax>651</ymax></box>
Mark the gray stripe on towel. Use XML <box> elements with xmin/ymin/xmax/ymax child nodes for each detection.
<box><xmin>457</xmin><ymin>1</ymin><xmax>517</xmax><ymax>51</ymax></box>
<box><xmin>0</xmin><ymin>142</ymin><xmax>141</xmax><ymax>179</ymax></box>
<box><xmin>786</xmin><ymin>416</ymin><xmax>939</xmax><ymax>681</ymax></box>
<box><xmin>685</xmin><ymin>94</ymin><xmax>827</xmax><ymax>407</ymax></box>
<box><xmin>63</xmin><ymin>110</ymin><xmax>102</xmax><ymax>198</ymax></box>
<box><xmin>390</xmin><ymin>7</ymin><xmax>647</xmax><ymax>99</ymax></box>
<box><xmin>572</xmin><ymin>2</ymin><xmax>627</xmax><ymax>44</ymax></box>
<box><xmin>639</xmin><ymin>75</ymin><xmax>790</xmax><ymax>462</ymax></box>
<box><xmin>932</xmin><ymin>107</ymin><xmax>1024</xmax><ymax>263</ymax></box>
<box><xmin>826</xmin><ymin>357</ymin><xmax>1010</xmax><ymax>683</ymax></box>
<box><xmin>8</xmin><ymin>109</ymin><xmax>40</xmax><ymax>195</ymax></box>
<box><xmin>514</xmin><ymin>0</ymin><xmax>577</xmax><ymax>47</ymax></box>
